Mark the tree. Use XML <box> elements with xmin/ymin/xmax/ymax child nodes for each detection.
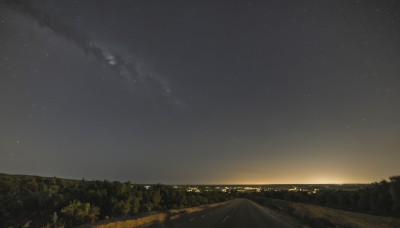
<box><xmin>61</xmin><ymin>200</ymin><xmax>100</xmax><ymax>225</ymax></box>
<box><xmin>389</xmin><ymin>176</ymin><xmax>400</xmax><ymax>216</ymax></box>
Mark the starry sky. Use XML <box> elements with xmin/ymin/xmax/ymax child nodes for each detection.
<box><xmin>1</xmin><ymin>0</ymin><xmax>400</xmax><ymax>184</ymax></box>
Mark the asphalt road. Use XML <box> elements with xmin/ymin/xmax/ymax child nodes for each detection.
<box><xmin>148</xmin><ymin>198</ymin><xmax>291</xmax><ymax>228</ymax></box>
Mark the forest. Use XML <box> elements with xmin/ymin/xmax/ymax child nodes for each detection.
<box><xmin>0</xmin><ymin>174</ymin><xmax>232</xmax><ymax>227</ymax></box>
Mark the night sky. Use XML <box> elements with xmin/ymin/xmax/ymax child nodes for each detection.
<box><xmin>1</xmin><ymin>0</ymin><xmax>399</xmax><ymax>184</ymax></box>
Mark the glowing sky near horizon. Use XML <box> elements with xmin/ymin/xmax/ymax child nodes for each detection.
<box><xmin>0</xmin><ymin>0</ymin><xmax>399</xmax><ymax>184</ymax></box>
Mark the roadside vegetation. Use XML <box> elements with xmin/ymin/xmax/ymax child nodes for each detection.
<box><xmin>242</xmin><ymin>176</ymin><xmax>400</xmax><ymax>218</ymax></box>
<box><xmin>241</xmin><ymin>175</ymin><xmax>400</xmax><ymax>227</ymax></box>
<box><xmin>0</xmin><ymin>174</ymin><xmax>232</xmax><ymax>227</ymax></box>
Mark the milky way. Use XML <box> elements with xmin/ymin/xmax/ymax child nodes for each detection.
<box><xmin>3</xmin><ymin>0</ymin><xmax>174</xmax><ymax>99</ymax></box>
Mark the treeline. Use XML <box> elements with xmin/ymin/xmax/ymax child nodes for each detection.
<box><xmin>0</xmin><ymin>174</ymin><xmax>232</xmax><ymax>227</ymax></box>
<box><xmin>242</xmin><ymin>175</ymin><xmax>400</xmax><ymax>218</ymax></box>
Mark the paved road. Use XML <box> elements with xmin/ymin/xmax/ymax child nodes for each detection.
<box><xmin>148</xmin><ymin>198</ymin><xmax>291</xmax><ymax>228</ymax></box>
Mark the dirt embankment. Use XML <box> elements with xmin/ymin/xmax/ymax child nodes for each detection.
<box><xmin>90</xmin><ymin>201</ymin><xmax>229</xmax><ymax>228</ymax></box>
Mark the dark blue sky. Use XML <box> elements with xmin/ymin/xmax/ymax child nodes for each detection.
<box><xmin>1</xmin><ymin>0</ymin><xmax>399</xmax><ymax>184</ymax></box>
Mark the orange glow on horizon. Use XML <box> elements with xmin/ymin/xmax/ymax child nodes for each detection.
<box><xmin>203</xmin><ymin>174</ymin><xmax>381</xmax><ymax>185</ymax></box>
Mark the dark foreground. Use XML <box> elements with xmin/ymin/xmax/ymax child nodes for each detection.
<box><xmin>148</xmin><ymin>198</ymin><xmax>290</xmax><ymax>228</ymax></box>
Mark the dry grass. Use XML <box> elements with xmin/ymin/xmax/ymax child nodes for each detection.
<box><xmin>168</xmin><ymin>201</ymin><xmax>227</xmax><ymax>220</ymax></box>
<box><xmin>94</xmin><ymin>213</ymin><xmax>166</xmax><ymax>228</ymax></box>
<box><xmin>258</xmin><ymin>197</ymin><xmax>400</xmax><ymax>228</ymax></box>
<box><xmin>291</xmin><ymin>202</ymin><xmax>400</xmax><ymax>228</ymax></box>
<box><xmin>93</xmin><ymin>201</ymin><xmax>229</xmax><ymax>228</ymax></box>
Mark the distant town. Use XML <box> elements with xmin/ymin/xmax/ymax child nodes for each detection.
<box><xmin>143</xmin><ymin>184</ymin><xmax>368</xmax><ymax>194</ymax></box>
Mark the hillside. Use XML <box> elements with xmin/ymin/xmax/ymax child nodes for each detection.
<box><xmin>0</xmin><ymin>173</ymin><xmax>231</xmax><ymax>227</ymax></box>
<box><xmin>250</xmin><ymin>196</ymin><xmax>400</xmax><ymax>227</ymax></box>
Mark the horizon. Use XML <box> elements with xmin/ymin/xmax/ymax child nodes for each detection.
<box><xmin>0</xmin><ymin>172</ymin><xmax>384</xmax><ymax>185</ymax></box>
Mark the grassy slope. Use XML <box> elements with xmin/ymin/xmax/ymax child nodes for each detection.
<box><xmin>253</xmin><ymin>197</ymin><xmax>400</xmax><ymax>228</ymax></box>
